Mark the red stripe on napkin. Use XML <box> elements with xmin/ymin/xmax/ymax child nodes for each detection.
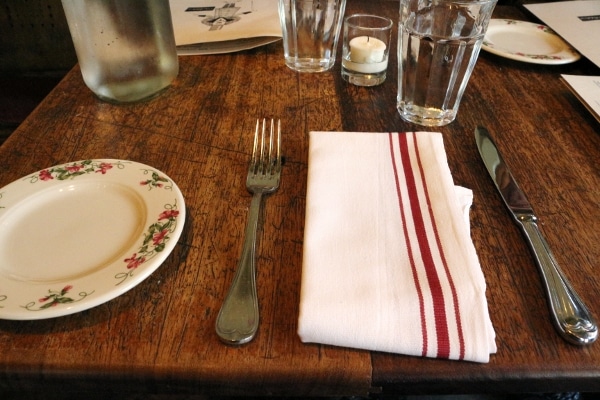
<box><xmin>388</xmin><ymin>134</ymin><xmax>428</xmax><ymax>357</ymax></box>
<box><xmin>388</xmin><ymin>132</ymin><xmax>465</xmax><ymax>360</ymax></box>
<box><xmin>410</xmin><ymin>133</ymin><xmax>466</xmax><ymax>360</ymax></box>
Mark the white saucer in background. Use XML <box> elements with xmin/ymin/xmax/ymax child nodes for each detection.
<box><xmin>482</xmin><ymin>19</ymin><xmax>580</xmax><ymax>65</ymax></box>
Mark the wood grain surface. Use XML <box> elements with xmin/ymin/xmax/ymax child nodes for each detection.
<box><xmin>0</xmin><ymin>1</ymin><xmax>599</xmax><ymax>398</ymax></box>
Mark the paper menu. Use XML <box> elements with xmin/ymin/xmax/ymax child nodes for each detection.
<box><xmin>524</xmin><ymin>1</ymin><xmax>600</xmax><ymax>68</ymax></box>
<box><xmin>169</xmin><ymin>0</ymin><xmax>282</xmax><ymax>55</ymax></box>
<box><xmin>562</xmin><ymin>75</ymin><xmax>600</xmax><ymax>123</ymax></box>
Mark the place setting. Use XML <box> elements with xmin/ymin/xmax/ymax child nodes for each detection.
<box><xmin>279</xmin><ymin>0</ymin><xmax>597</xmax><ymax>364</ymax></box>
<box><xmin>276</xmin><ymin>0</ymin><xmax>502</xmax><ymax>363</ymax></box>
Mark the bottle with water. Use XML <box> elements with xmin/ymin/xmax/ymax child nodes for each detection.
<box><xmin>61</xmin><ymin>0</ymin><xmax>179</xmax><ymax>103</ymax></box>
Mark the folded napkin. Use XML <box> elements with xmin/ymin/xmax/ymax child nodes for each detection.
<box><xmin>299</xmin><ymin>131</ymin><xmax>496</xmax><ymax>363</ymax></box>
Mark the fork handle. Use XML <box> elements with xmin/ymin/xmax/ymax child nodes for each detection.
<box><xmin>216</xmin><ymin>191</ymin><xmax>263</xmax><ymax>344</ymax></box>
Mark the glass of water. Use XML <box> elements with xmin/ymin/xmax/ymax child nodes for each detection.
<box><xmin>397</xmin><ymin>0</ymin><xmax>497</xmax><ymax>126</ymax></box>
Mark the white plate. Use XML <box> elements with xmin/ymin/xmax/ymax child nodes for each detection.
<box><xmin>482</xmin><ymin>19</ymin><xmax>580</xmax><ymax>65</ymax></box>
<box><xmin>0</xmin><ymin>160</ymin><xmax>185</xmax><ymax>320</ymax></box>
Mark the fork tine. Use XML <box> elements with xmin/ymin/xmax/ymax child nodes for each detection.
<box><xmin>260</xmin><ymin>118</ymin><xmax>267</xmax><ymax>174</ymax></box>
<box><xmin>268</xmin><ymin>119</ymin><xmax>275</xmax><ymax>174</ymax></box>
<box><xmin>276</xmin><ymin>119</ymin><xmax>281</xmax><ymax>169</ymax></box>
<box><xmin>251</xmin><ymin>119</ymin><xmax>260</xmax><ymax>173</ymax></box>
<box><xmin>270</xmin><ymin>119</ymin><xmax>281</xmax><ymax>174</ymax></box>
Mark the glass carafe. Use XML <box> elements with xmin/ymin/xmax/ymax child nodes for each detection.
<box><xmin>61</xmin><ymin>0</ymin><xmax>179</xmax><ymax>103</ymax></box>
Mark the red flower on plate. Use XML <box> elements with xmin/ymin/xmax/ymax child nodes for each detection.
<box><xmin>25</xmin><ymin>285</ymin><xmax>93</xmax><ymax>312</ymax></box>
<box><xmin>124</xmin><ymin>253</ymin><xmax>146</xmax><ymax>269</ymax></box>
<box><xmin>37</xmin><ymin>285</ymin><xmax>74</xmax><ymax>306</ymax></box>
<box><xmin>96</xmin><ymin>162</ymin><xmax>113</xmax><ymax>174</ymax></box>
<box><xmin>39</xmin><ymin>170</ymin><xmax>54</xmax><ymax>181</ymax></box>
<box><xmin>152</xmin><ymin>229</ymin><xmax>169</xmax><ymax>246</ymax></box>
<box><xmin>65</xmin><ymin>164</ymin><xmax>83</xmax><ymax>173</ymax></box>
<box><xmin>158</xmin><ymin>209</ymin><xmax>179</xmax><ymax>221</ymax></box>
<box><xmin>117</xmin><ymin>202</ymin><xmax>180</xmax><ymax>285</ymax></box>
<box><xmin>140</xmin><ymin>181</ymin><xmax>163</xmax><ymax>188</ymax></box>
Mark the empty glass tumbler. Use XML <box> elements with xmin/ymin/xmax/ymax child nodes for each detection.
<box><xmin>61</xmin><ymin>0</ymin><xmax>179</xmax><ymax>103</ymax></box>
<box><xmin>278</xmin><ymin>0</ymin><xmax>347</xmax><ymax>73</ymax></box>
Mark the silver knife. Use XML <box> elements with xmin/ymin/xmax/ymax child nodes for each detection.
<box><xmin>475</xmin><ymin>126</ymin><xmax>597</xmax><ymax>345</ymax></box>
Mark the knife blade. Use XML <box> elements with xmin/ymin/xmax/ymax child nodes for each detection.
<box><xmin>475</xmin><ymin>126</ymin><xmax>597</xmax><ymax>345</ymax></box>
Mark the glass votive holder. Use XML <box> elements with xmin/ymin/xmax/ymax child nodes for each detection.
<box><xmin>342</xmin><ymin>14</ymin><xmax>393</xmax><ymax>87</ymax></box>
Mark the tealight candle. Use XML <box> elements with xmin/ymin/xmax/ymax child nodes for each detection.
<box><xmin>349</xmin><ymin>36</ymin><xmax>386</xmax><ymax>63</ymax></box>
<box><xmin>344</xmin><ymin>36</ymin><xmax>388</xmax><ymax>74</ymax></box>
<box><xmin>341</xmin><ymin>14</ymin><xmax>393</xmax><ymax>86</ymax></box>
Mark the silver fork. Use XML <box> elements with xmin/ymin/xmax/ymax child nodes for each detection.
<box><xmin>216</xmin><ymin>118</ymin><xmax>282</xmax><ymax>345</ymax></box>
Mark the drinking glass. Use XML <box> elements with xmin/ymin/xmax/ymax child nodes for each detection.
<box><xmin>397</xmin><ymin>0</ymin><xmax>497</xmax><ymax>126</ymax></box>
<box><xmin>278</xmin><ymin>0</ymin><xmax>347</xmax><ymax>73</ymax></box>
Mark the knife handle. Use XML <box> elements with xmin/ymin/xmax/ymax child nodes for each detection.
<box><xmin>518</xmin><ymin>215</ymin><xmax>597</xmax><ymax>345</ymax></box>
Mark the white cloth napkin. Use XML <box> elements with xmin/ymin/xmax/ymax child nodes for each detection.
<box><xmin>298</xmin><ymin>131</ymin><xmax>496</xmax><ymax>363</ymax></box>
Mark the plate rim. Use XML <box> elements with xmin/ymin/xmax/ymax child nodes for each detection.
<box><xmin>482</xmin><ymin>18</ymin><xmax>580</xmax><ymax>65</ymax></box>
<box><xmin>0</xmin><ymin>159</ymin><xmax>186</xmax><ymax>320</ymax></box>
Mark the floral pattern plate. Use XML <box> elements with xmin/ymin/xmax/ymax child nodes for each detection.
<box><xmin>0</xmin><ymin>160</ymin><xmax>185</xmax><ymax>320</ymax></box>
<box><xmin>482</xmin><ymin>19</ymin><xmax>580</xmax><ymax>65</ymax></box>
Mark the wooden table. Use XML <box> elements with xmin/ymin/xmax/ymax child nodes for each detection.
<box><xmin>1</xmin><ymin>1</ymin><xmax>599</xmax><ymax>398</ymax></box>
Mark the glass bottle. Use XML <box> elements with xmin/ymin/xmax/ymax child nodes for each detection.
<box><xmin>61</xmin><ymin>0</ymin><xmax>179</xmax><ymax>103</ymax></box>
